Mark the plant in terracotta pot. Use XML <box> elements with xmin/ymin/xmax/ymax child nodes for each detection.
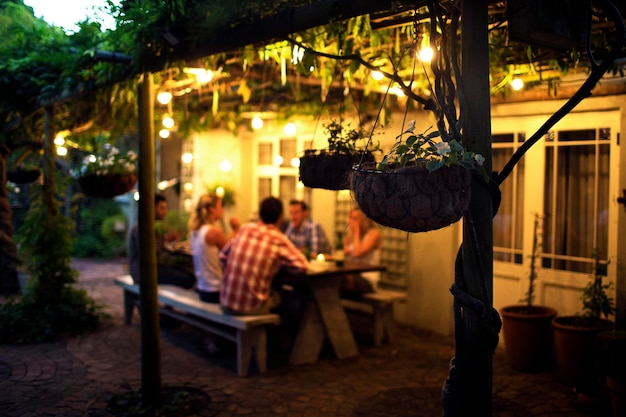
<box><xmin>6</xmin><ymin>149</ymin><xmax>41</xmax><ymax>184</ymax></box>
<box><xmin>350</xmin><ymin>120</ymin><xmax>486</xmax><ymax>233</ymax></box>
<box><xmin>299</xmin><ymin>119</ymin><xmax>378</xmax><ymax>190</ymax></box>
<box><xmin>500</xmin><ymin>213</ymin><xmax>557</xmax><ymax>372</ymax></box>
<box><xmin>73</xmin><ymin>146</ymin><xmax>138</xmax><ymax>198</ymax></box>
<box><xmin>552</xmin><ymin>250</ymin><xmax>615</xmax><ymax>392</ymax></box>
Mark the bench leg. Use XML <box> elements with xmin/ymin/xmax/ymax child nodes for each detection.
<box><xmin>373</xmin><ymin>303</ymin><xmax>394</xmax><ymax>347</ymax></box>
<box><xmin>123</xmin><ymin>290</ymin><xmax>138</xmax><ymax>325</ymax></box>
<box><xmin>237</xmin><ymin>327</ymin><xmax>267</xmax><ymax>377</ymax></box>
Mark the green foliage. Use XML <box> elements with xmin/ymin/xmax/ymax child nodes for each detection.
<box><xmin>581</xmin><ymin>249</ymin><xmax>615</xmax><ymax>322</ymax></box>
<box><xmin>73</xmin><ymin>198</ymin><xmax>127</xmax><ymax>258</ymax></box>
<box><xmin>521</xmin><ymin>214</ymin><xmax>542</xmax><ymax>311</ymax></box>
<box><xmin>101</xmin><ymin>214</ymin><xmax>128</xmax><ymax>257</ymax></box>
<box><xmin>4</xmin><ymin>187</ymin><xmax>106</xmax><ymax>343</ymax></box>
<box><xmin>156</xmin><ymin>210</ymin><xmax>190</xmax><ymax>241</ymax></box>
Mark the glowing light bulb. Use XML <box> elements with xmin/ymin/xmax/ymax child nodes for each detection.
<box><xmin>216</xmin><ymin>186</ymin><xmax>225</xmax><ymax>198</ymax></box>
<box><xmin>418</xmin><ymin>47</ymin><xmax>434</xmax><ymax>62</ymax></box>
<box><xmin>54</xmin><ymin>134</ymin><xmax>65</xmax><ymax>146</ymax></box>
<box><xmin>182</xmin><ymin>153</ymin><xmax>193</xmax><ymax>164</ymax></box>
<box><xmin>159</xmin><ymin>129</ymin><xmax>170</xmax><ymax>139</ymax></box>
<box><xmin>371</xmin><ymin>70</ymin><xmax>384</xmax><ymax>81</ymax></box>
<box><xmin>291</xmin><ymin>157</ymin><xmax>300</xmax><ymax>168</ymax></box>
<box><xmin>157</xmin><ymin>91</ymin><xmax>172</xmax><ymax>105</ymax></box>
<box><xmin>219</xmin><ymin>159</ymin><xmax>232</xmax><ymax>172</ymax></box>
<box><xmin>511</xmin><ymin>78</ymin><xmax>524</xmax><ymax>91</ymax></box>
<box><xmin>56</xmin><ymin>146</ymin><xmax>67</xmax><ymax>156</ymax></box>
<box><xmin>274</xmin><ymin>155</ymin><xmax>284</xmax><ymax>166</ymax></box>
<box><xmin>284</xmin><ymin>122</ymin><xmax>296</xmax><ymax>137</ymax></box>
<box><xmin>251</xmin><ymin>116</ymin><xmax>264</xmax><ymax>130</ymax></box>
<box><xmin>184</xmin><ymin>182</ymin><xmax>193</xmax><ymax>193</ymax></box>
<box><xmin>162</xmin><ymin>116</ymin><xmax>174</xmax><ymax>129</ymax></box>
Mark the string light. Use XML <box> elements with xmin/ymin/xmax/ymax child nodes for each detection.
<box><xmin>182</xmin><ymin>153</ymin><xmax>193</xmax><ymax>164</ymax></box>
<box><xmin>251</xmin><ymin>116</ymin><xmax>264</xmax><ymax>130</ymax></box>
<box><xmin>162</xmin><ymin>116</ymin><xmax>175</xmax><ymax>129</ymax></box>
<box><xmin>511</xmin><ymin>78</ymin><xmax>524</xmax><ymax>91</ymax></box>
<box><xmin>159</xmin><ymin>129</ymin><xmax>170</xmax><ymax>139</ymax></box>
<box><xmin>219</xmin><ymin>159</ymin><xmax>232</xmax><ymax>172</ymax></box>
<box><xmin>284</xmin><ymin>122</ymin><xmax>297</xmax><ymax>137</ymax></box>
<box><xmin>157</xmin><ymin>91</ymin><xmax>172</xmax><ymax>105</ymax></box>
<box><xmin>371</xmin><ymin>70</ymin><xmax>384</xmax><ymax>81</ymax></box>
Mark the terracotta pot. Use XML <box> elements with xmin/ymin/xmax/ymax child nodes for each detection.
<box><xmin>78</xmin><ymin>173</ymin><xmax>137</xmax><ymax>198</ymax></box>
<box><xmin>500</xmin><ymin>304</ymin><xmax>557</xmax><ymax>372</ymax></box>
<box><xmin>606</xmin><ymin>375</ymin><xmax>626</xmax><ymax>417</ymax></box>
<box><xmin>350</xmin><ymin>163</ymin><xmax>471</xmax><ymax>233</ymax></box>
<box><xmin>299</xmin><ymin>151</ymin><xmax>373</xmax><ymax>190</ymax></box>
<box><xmin>552</xmin><ymin>315</ymin><xmax>614</xmax><ymax>387</ymax></box>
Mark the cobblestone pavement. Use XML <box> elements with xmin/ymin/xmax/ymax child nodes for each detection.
<box><xmin>0</xmin><ymin>258</ymin><xmax>613</xmax><ymax>416</ymax></box>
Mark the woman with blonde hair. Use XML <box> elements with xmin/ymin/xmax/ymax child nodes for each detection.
<box><xmin>188</xmin><ymin>193</ymin><xmax>239</xmax><ymax>303</ymax></box>
<box><xmin>343</xmin><ymin>207</ymin><xmax>382</xmax><ymax>295</ymax></box>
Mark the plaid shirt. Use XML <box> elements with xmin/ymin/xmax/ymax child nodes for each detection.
<box><xmin>284</xmin><ymin>219</ymin><xmax>332</xmax><ymax>255</ymax></box>
<box><xmin>219</xmin><ymin>222</ymin><xmax>309</xmax><ymax>313</ymax></box>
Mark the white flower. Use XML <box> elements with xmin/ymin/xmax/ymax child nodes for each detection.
<box><xmin>474</xmin><ymin>154</ymin><xmax>485</xmax><ymax>166</ymax></box>
<box><xmin>406</xmin><ymin>120</ymin><xmax>416</xmax><ymax>133</ymax></box>
<box><xmin>77</xmin><ymin>147</ymin><xmax>137</xmax><ymax>177</ymax></box>
<box><xmin>435</xmin><ymin>142</ymin><xmax>451</xmax><ymax>156</ymax></box>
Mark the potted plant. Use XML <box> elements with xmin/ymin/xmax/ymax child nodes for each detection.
<box><xmin>551</xmin><ymin>250</ymin><xmax>615</xmax><ymax>391</ymax></box>
<box><xmin>299</xmin><ymin>119</ymin><xmax>377</xmax><ymax>190</ymax></box>
<box><xmin>6</xmin><ymin>149</ymin><xmax>41</xmax><ymax>184</ymax></box>
<box><xmin>350</xmin><ymin>120</ymin><xmax>486</xmax><ymax>233</ymax></box>
<box><xmin>73</xmin><ymin>146</ymin><xmax>138</xmax><ymax>198</ymax></box>
<box><xmin>500</xmin><ymin>213</ymin><xmax>557</xmax><ymax>372</ymax></box>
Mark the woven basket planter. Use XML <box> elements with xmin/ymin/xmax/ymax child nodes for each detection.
<box><xmin>6</xmin><ymin>169</ymin><xmax>41</xmax><ymax>184</ymax></box>
<box><xmin>299</xmin><ymin>151</ymin><xmax>374</xmax><ymax>190</ymax></box>
<box><xmin>350</xmin><ymin>163</ymin><xmax>472</xmax><ymax>233</ymax></box>
<box><xmin>78</xmin><ymin>173</ymin><xmax>137</xmax><ymax>198</ymax></box>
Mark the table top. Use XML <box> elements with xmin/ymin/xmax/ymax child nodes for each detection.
<box><xmin>291</xmin><ymin>261</ymin><xmax>386</xmax><ymax>278</ymax></box>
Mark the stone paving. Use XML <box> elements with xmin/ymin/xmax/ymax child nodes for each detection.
<box><xmin>0</xmin><ymin>258</ymin><xmax>613</xmax><ymax>416</ymax></box>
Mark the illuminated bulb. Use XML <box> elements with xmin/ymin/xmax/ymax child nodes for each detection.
<box><xmin>274</xmin><ymin>155</ymin><xmax>284</xmax><ymax>166</ymax></box>
<box><xmin>296</xmin><ymin>181</ymin><xmax>304</xmax><ymax>190</ymax></box>
<box><xmin>290</xmin><ymin>157</ymin><xmax>300</xmax><ymax>168</ymax></box>
<box><xmin>54</xmin><ymin>134</ymin><xmax>65</xmax><ymax>146</ymax></box>
<box><xmin>216</xmin><ymin>186</ymin><xmax>225</xmax><ymax>198</ymax></box>
<box><xmin>511</xmin><ymin>78</ymin><xmax>524</xmax><ymax>91</ymax></box>
<box><xmin>284</xmin><ymin>122</ymin><xmax>297</xmax><ymax>136</ymax></box>
<box><xmin>251</xmin><ymin>116</ymin><xmax>264</xmax><ymax>130</ymax></box>
<box><xmin>371</xmin><ymin>70</ymin><xmax>384</xmax><ymax>81</ymax></box>
<box><xmin>195</xmin><ymin>69</ymin><xmax>213</xmax><ymax>84</ymax></box>
<box><xmin>219</xmin><ymin>159</ymin><xmax>232</xmax><ymax>172</ymax></box>
<box><xmin>390</xmin><ymin>86</ymin><xmax>405</xmax><ymax>97</ymax></box>
<box><xmin>162</xmin><ymin>116</ymin><xmax>175</xmax><ymax>129</ymax></box>
<box><xmin>184</xmin><ymin>182</ymin><xmax>193</xmax><ymax>192</ymax></box>
<box><xmin>56</xmin><ymin>146</ymin><xmax>67</xmax><ymax>156</ymax></box>
<box><xmin>181</xmin><ymin>152</ymin><xmax>193</xmax><ymax>164</ymax></box>
<box><xmin>157</xmin><ymin>91</ymin><xmax>172</xmax><ymax>105</ymax></box>
<box><xmin>159</xmin><ymin>129</ymin><xmax>170</xmax><ymax>139</ymax></box>
<box><xmin>418</xmin><ymin>47</ymin><xmax>434</xmax><ymax>62</ymax></box>
<box><xmin>316</xmin><ymin>253</ymin><xmax>326</xmax><ymax>262</ymax></box>
<box><xmin>157</xmin><ymin>180</ymin><xmax>169</xmax><ymax>190</ymax></box>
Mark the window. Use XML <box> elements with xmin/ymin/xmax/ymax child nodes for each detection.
<box><xmin>492</xmin><ymin>133</ymin><xmax>525</xmax><ymax>264</ymax></box>
<box><xmin>542</xmin><ymin>128</ymin><xmax>610</xmax><ymax>273</ymax></box>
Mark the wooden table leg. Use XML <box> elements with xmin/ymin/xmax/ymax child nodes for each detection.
<box><xmin>289</xmin><ymin>300</ymin><xmax>325</xmax><ymax>365</ymax></box>
<box><xmin>309</xmin><ymin>276</ymin><xmax>359</xmax><ymax>359</ymax></box>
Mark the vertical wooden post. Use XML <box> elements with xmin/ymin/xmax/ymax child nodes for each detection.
<box><xmin>43</xmin><ymin>106</ymin><xmax>57</xmax><ymax>215</ymax></box>
<box><xmin>137</xmin><ymin>72</ymin><xmax>161</xmax><ymax>406</ymax></box>
<box><xmin>459</xmin><ymin>1</ymin><xmax>494</xmax><ymax>415</ymax></box>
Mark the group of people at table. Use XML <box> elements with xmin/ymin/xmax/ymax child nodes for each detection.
<box><xmin>128</xmin><ymin>193</ymin><xmax>382</xmax><ymax>351</ymax></box>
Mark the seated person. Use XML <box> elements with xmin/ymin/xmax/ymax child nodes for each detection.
<box><xmin>283</xmin><ymin>199</ymin><xmax>332</xmax><ymax>258</ymax></box>
<box><xmin>188</xmin><ymin>193</ymin><xmax>239</xmax><ymax>303</ymax></box>
<box><xmin>342</xmin><ymin>207</ymin><xmax>382</xmax><ymax>296</ymax></box>
<box><xmin>129</xmin><ymin>194</ymin><xmax>195</xmax><ymax>289</ymax></box>
<box><xmin>219</xmin><ymin>196</ymin><xmax>309</xmax><ymax>315</ymax></box>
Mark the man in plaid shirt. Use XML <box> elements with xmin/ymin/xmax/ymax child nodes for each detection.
<box><xmin>219</xmin><ymin>197</ymin><xmax>309</xmax><ymax>314</ymax></box>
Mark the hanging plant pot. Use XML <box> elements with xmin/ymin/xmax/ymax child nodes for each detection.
<box><xmin>350</xmin><ymin>163</ymin><xmax>472</xmax><ymax>233</ymax></box>
<box><xmin>299</xmin><ymin>151</ymin><xmax>374</xmax><ymax>190</ymax></box>
<box><xmin>78</xmin><ymin>173</ymin><xmax>137</xmax><ymax>198</ymax></box>
<box><xmin>6</xmin><ymin>168</ymin><xmax>41</xmax><ymax>184</ymax></box>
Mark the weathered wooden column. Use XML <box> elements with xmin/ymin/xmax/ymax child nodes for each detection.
<box><xmin>458</xmin><ymin>0</ymin><xmax>494</xmax><ymax>415</ymax></box>
<box><xmin>137</xmin><ymin>72</ymin><xmax>161</xmax><ymax>405</ymax></box>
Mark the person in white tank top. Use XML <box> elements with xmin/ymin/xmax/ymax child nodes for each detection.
<box><xmin>343</xmin><ymin>207</ymin><xmax>382</xmax><ymax>296</ymax></box>
<box><xmin>188</xmin><ymin>193</ymin><xmax>240</xmax><ymax>303</ymax></box>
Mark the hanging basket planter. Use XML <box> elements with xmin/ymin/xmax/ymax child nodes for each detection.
<box><xmin>6</xmin><ymin>168</ymin><xmax>41</xmax><ymax>184</ymax></box>
<box><xmin>78</xmin><ymin>173</ymin><xmax>137</xmax><ymax>198</ymax></box>
<box><xmin>299</xmin><ymin>151</ymin><xmax>374</xmax><ymax>190</ymax></box>
<box><xmin>350</xmin><ymin>163</ymin><xmax>472</xmax><ymax>233</ymax></box>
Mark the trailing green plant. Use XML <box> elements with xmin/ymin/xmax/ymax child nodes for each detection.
<box><xmin>376</xmin><ymin>120</ymin><xmax>486</xmax><ymax>175</ymax></box>
<box><xmin>520</xmin><ymin>213</ymin><xmax>543</xmax><ymax>313</ymax></box>
<box><xmin>305</xmin><ymin>119</ymin><xmax>379</xmax><ymax>155</ymax></box>
<box><xmin>1</xmin><ymin>187</ymin><xmax>106</xmax><ymax>343</ymax></box>
<box><xmin>581</xmin><ymin>249</ymin><xmax>615</xmax><ymax>323</ymax></box>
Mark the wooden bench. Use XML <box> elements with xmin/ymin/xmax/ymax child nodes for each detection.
<box><xmin>341</xmin><ymin>288</ymin><xmax>407</xmax><ymax>347</ymax></box>
<box><xmin>114</xmin><ymin>274</ymin><xmax>281</xmax><ymax>377</ymax></box>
